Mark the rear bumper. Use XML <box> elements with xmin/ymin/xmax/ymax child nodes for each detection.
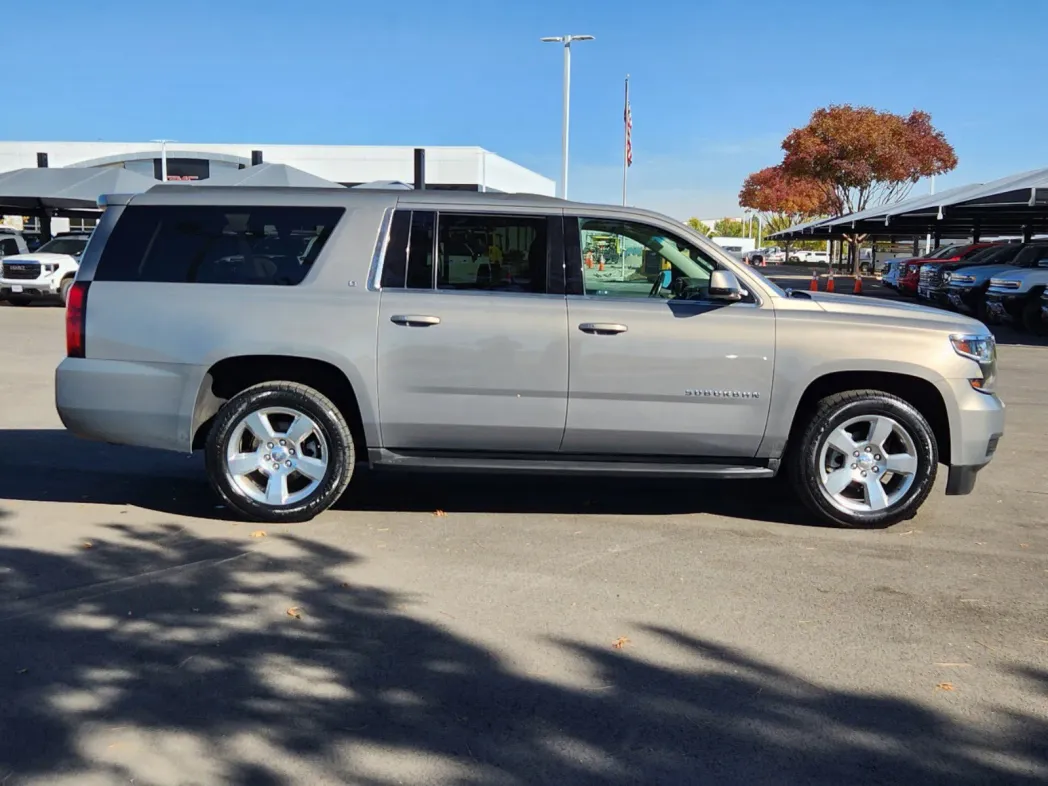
<box><xmin>56</xmin><ymin>357</ymin><xmax>203</xmax><ymax>453</ymax></box>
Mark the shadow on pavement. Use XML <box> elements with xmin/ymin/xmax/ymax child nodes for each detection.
<box><xmin>0</xmin><ymin>429</ymin><xmax>815</xmax><ymax>527</ymax></box>
<box><xmin>0</xmin><ymin>520</ymin><xmax>1043</xmax><ymax>784</ymax></box>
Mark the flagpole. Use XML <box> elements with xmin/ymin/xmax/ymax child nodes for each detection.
<box><xmin>622</xmin><ymin>75</ymin><xmax>629</xmax><ymax>206</ymax></box>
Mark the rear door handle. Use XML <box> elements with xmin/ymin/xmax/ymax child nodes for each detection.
<box><xmin>390</xmin><ymin>314</ymin><xmax>441</xmax><ymax>327</ymax></box>
<box><xmin>578</xmin><ymin>322</ymin><xmax>628</xmax><ymax>335</ymax></box>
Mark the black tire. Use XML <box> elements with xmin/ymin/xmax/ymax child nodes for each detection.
<box><xmin>204</xmin><ymin>381</ymin><xmax>355</xmax><ymax>523</ymax></box>
<box><xmin>788</xmin><ymin>390</ymin><xmax>938</xmax><ymax>529</ymax></box>
<box><xmin>60</xmin><ymin>278</ymin><xmax>74</xmax><ymax>306</ymax></box>
<box><xmin>1022</xmin><ymin>294</ymin><xmax>1048</xmax><ymax>335</ymax></box>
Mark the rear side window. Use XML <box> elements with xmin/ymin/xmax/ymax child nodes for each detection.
<box><xmin>94</xmin><ymin>205</ymin><xmax>344</xmax><ymax>285</ymax></box>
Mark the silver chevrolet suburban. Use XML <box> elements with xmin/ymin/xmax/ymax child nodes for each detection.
<box><xmin>55</xmin><ymin>187</ymin><xmax>1004</xmax><ymax>528</ymax></box>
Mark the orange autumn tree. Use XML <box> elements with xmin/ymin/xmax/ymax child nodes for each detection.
<box><xmin>738</xmin><ymin>165</ymin><xmax>831</xmax><ymax>240</ymax></box>
<box><xmin>780</xmin><ymin>105</ymin><xmax>958</xmax><ymax>272</ymax></box>
<box><xmin>742</xmin><ymin>105</ymin><xmax>958</xmax><ymax>272</ymax></box>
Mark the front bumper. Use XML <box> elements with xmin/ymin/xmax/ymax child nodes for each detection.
<box><xmin>984</xmin><ymin>291</ymin><xmax>1024</xmax><ymax>323</ymax></box>
<box><xmin>945</xmin><ymin>285</ymin><xmax>980</xmax><ymax>313</ymax></box>
<box><xmin>936</xmin><ymin>377</ymin><xmax>1005</xmax><ymax>495</ymax></box>
<box><xmin>0</xmin><ymin>275</ymin><xmax>61</xmax><ymax>297</ymax></box>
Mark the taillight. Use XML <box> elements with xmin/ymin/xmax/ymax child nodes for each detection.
<box><xmin>66</xmin><ymin>281</ymin><xmax>89</xmax><ymax>358</ymax></box>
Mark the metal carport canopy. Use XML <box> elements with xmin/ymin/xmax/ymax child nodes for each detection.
<box><xmin>190</xmin><ymin>162</ymin><xmax>345</xmax><ymax>189</ymax></box>
<box><xmin>0</xmin><ymin>167</ymin><xmax>158</xmax><ymax>212</ymax></box>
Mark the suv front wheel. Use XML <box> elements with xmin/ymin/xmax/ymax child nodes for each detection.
<box><xmin>204</xmin><ymin>381</ymin><xmax>355</xmax><ymax>523</ymax></box>
<box><xmin>789</xmin><ymin>390</ymin><xmax>938</xmax><ymax>528</ymax></box>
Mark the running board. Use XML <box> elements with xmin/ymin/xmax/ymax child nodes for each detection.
<box><xmin>368</xmin><ymin>448</ymin><xmax>776</xmax><ymax>479</ymax></box>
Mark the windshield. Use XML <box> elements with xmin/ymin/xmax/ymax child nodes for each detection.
<box><xmin>925</xmin><ymin>245</ymin><xmax>963</xmax><ymax>259</ymax></box>
<box><xmin>962</xmin><ymin>245</ymin><xmax>1017</xmax><ymax>265</ymax></box>
<box><xmin>1012</xmin><ymin>244</ymin><xmax>1048</xmax><ymax>268</ymax></box>
<box><xmin>36</xmin><ymin>237</ymin><xmax>88</xmax><ymax>256</ymax></box>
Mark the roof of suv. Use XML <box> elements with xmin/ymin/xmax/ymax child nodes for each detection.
<box><xmin>112</xmin><ymin>185</ymin><xmax>686</xmax><ymax>228</ymax></box>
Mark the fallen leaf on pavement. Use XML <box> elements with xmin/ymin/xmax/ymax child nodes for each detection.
<box><xmin>612</xmin><ymin>636</ymin><xmax>630</xmax><ymax>650</ymax></box>
<box><xmin>340</xmin><ymin>582</ymin><xmax>350</xmax><ymax>588</ymax></box>
<box><xmin>81</xmin><ymin>541</ymin><xmax>94</xmax><ymax>549</ymax></box>
<box><xmin>1020</xmin><ymin>543</ymin><xmax>1029</xmax><ymax>548</ymax></box>
<box><xmin>434</xmin><ymin>510</ymin><xmax>447</xmax><ymax>517</ymax></box>
<box><xmin>286</xmin><ymin>607</ymin><xmax>302</xmax><ymax>619</ymax></box>
<box><xmin>250</xmin><ymin>530</ymin><xmax>267</xmax><ymax>538</ymax></box>
<box><xmin>936</xmin><ymin>682</ymin><xmax>955</xmax><ymax>691</ymax></box>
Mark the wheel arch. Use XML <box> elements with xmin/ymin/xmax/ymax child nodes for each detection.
<box><xmin>191</xmin><ymin>355</ymin><xmax>372</xmax><ymax>458</ymax></box>
<box><xmin>784</xmin><ymin>371</ymin><xmax>951</xmax><ymax>465</ymax></box>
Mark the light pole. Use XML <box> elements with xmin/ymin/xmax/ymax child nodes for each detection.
<box><xmin>541</xmin><ymin>34</ymin><xmax>594</xmax><ymax>199</ymax></box>
<box><xmin>150</xmin><ymin>139</ymin><xmax>176</xmax><ymax>182</ymax></box>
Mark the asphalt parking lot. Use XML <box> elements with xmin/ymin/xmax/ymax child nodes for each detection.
<box><xmin>0</xmin><ymin>303</ymin><xmax>1046</xmax><ymax>786</ymax></box>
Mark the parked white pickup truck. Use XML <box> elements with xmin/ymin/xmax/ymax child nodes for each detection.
<box><xmin>0</xmin><ymin>232</ymin><xmax>91</xmax><ymax>306</ymax></box>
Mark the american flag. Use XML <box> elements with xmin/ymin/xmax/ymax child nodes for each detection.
<box><xmin>624</xmin><ymin>80</ymin><xmax>633</xmax><ymax>167</ymax></box>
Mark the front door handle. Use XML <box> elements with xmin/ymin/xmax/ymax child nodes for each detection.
<box><xmin>390</xmin><ymin>314</ymin><xmax>441</xmax><ymax>327</ymax></box>
<box><xmin>578</xmin><ymin>322</ymin><xmax>628</xmax><ymax>335</ymax></box>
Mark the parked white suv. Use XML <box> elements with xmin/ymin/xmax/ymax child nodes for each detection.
<box><xmin>0</xmin><ymin>232</ymin><xmax>91</xmax><ymax>306</ymax></box>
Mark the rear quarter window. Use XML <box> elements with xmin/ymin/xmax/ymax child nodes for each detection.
<box><xmin>94</xmin><ymin>205</ymin><xmax>344</xmax><ymax>285</ymax></box>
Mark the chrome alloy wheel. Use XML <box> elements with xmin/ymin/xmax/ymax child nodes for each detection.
<box><xmin>817</xmin><ymin>415</ymin><xmax>919</xmax><ymax>514</ymax></box>
<box><xmin>223</xmin><ymin>407</ymin><xmax>329</xmax><ymax>507</ymax></box>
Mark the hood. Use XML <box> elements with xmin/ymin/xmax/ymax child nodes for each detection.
<box><xmin>805</xmin><ymin>291</ymin><xmax>986</xmax><ymax>331</ymax></box>
<box><xmin>951</xmin><ymin>263</ymin><xmax>1016</xmax><ymax>280</ymax></box>
<box><xmin>1</xmin><ymin>253</ymin><xmax>76</xmax><ymax>264</ymax></box>
<box><xmin>987</xmin><ymin>268</ymin><xmax>1034</xmax><ymax>283</ymax></box>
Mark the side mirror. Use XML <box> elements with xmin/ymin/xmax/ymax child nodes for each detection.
<box><xmin>708</xmin><ymin>269</ymin><xmax>743</xmax><ymax>301</ymax></box>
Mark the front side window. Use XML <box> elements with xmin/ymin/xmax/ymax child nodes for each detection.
<box><xmin>95</xmin><ymin>205</ymin><xmax>343</xmax><ymax>285</ymax></box>
<box><xmin>575</xmin><ymin>217</ymin><xmax>725</xmax><ymax>301</ymax></box>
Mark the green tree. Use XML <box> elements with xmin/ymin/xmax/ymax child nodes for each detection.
<box><xmin>711</xmin><ymin>218</ymin><xmax>744</xmax><ymax>238</ymax></box>
<box><xmin>686</xmin><ymin>217</ymin><xmax>713</xmax><ymax>236</ymax></box>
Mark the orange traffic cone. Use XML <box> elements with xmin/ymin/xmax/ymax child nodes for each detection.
<box><xmin>585</xmin><ymin>251</ymin><xmax>594</xmax><ymax>269</ymax></box>
<box><xmin>826</xmin><ymin>271</ymin><xmax>836</xmax><ymax>293</ymax></box>
<box><xmin>853</xmin><ymin>275</ymin><xmax>863</xmax><ymax>295</ymax></box>
<box><xmin>809</xmin><ymin>270</ymin><xmax>819</xmax><ymax>291</ymax></box>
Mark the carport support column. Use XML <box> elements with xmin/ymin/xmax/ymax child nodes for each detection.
<box><xmin>933</xmin><ymin>230</ymin><xmax>941</xmax><ymax>250</ymax></box>
<box><xmin>912</xmin><ymin>237</ymin><xmax>919</xmax><ymax>255</ymax></box>
<box><xmin>36</xmin><ymin>152</ymin><xmax>52</xmax><ymax>243</ymax></box>
<box><xmin>972</xmin><ymin>221</ymin><xmax>980</xmax><ymax>244</ymax></box>
<box><xmin>413</xmin><ymin>148</ymin><xmax>426</xmax><ymax>190</ymax></box>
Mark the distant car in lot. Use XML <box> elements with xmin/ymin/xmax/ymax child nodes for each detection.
<box><xmin>0</xmin><ymin>232</ymin><xmax>92</xmax><ymax>306</ymax></box>
<box><xmin>899</xmin><ymin>244</ymin><xmax>991</xmax><ymax>297</ymax></box>
<box><xmin>0</xmin><ymin>229</ymin><xmax>29</xmax><ymax>259</ymax></box>
<box><xmin>919</xmin><ymin>244</ymin><xmax>1021</xmax><ymax>308</ymax></box>
<box><xmin>881</xmin><ymin>258</ymin><xmax>908</xmax><ymax>289</ymax></box>
<box><xmin>984</xmin><ymin>247</ymin><xmax>1048</xmax><ymax>333</ymax></box>
<box><xmin>788</xmin><ymin>250</ymin><xmax>830</xmax><ymax>264</ymax></box>
<box><xmin>946</xmin><ymin>242</ymin><xmax>1048</xmax><ymax>321</ymax></box>
<box><xmin>745</xmin><ymin>252</ymin><xmax>766</xmax><ymax>267</ymax></box>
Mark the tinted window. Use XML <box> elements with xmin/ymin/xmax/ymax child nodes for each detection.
<box><xmin>380</xmin><ymin>210</ymin><xmax>411</xmax><ymax>288</ymax></box>
<box><xmin>95</xmin><ymin>205</ymin><xmax>343</xmax><ymax>285</ymax></box>
<box><xmin>405</xmin><ymin>211</ymin><xmax>435</xmax><ymax>289</ymax></box>
<box><xmin>436</xmin><ymin>214</ymin><xmax>548</xmax><ymax>293</ymax></box>
<box><xmin>0</xmin><ymin>238</ymin><xmax>19</xmax><ymax>256</ymax></box>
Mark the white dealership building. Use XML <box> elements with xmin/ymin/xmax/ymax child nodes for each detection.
<box><xmin>0</xmin><ymin>140</ymin><xmax>556</xmax><ymax>233</ymax></box>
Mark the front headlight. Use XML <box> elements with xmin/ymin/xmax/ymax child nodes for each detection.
<box><xmin>951</xmin><ymin>274</ymin><xmax>975</xmax><ymax>285</ymax></box>
<box><xmin>950</xmin><ymin>333</ymin><xmax>997</xmax><ymax>393</ymax></box>
<box><xmin>990</xmin><ymin>279</ymin><xmax>1021</xmax><ymax>289</ymax></box>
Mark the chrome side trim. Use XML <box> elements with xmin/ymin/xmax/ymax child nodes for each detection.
<box><xmin>366</xmin><ymin>206</ymin><xmax>395</xmax><ymax>291</ymax></box>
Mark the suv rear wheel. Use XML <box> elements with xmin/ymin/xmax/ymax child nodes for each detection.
<box><xmin>204</xmin><ymin>381</ymin><xmax>355</xmax><ymax>523</ymax></box>
<box><xmin>789</xmin><ymin>390</ymin><xmax>938</xmax><ymax>528</ymax></box>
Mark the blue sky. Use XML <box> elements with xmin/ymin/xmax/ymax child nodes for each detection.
<box><xmin>5</xmin><ymin>0</ymin><xmax>1047</xmax><ymax>219</ymax></box>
